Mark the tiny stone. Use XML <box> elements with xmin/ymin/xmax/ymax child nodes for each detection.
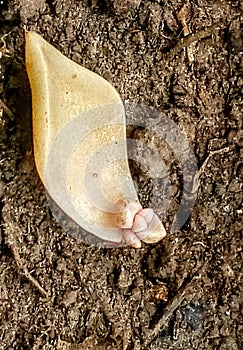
<box><xmin>105</xmin><ymin>0</ymin><xmax>141</xmax><ymax>16</ymax></box>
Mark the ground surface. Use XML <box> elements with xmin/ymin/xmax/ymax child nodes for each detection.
<box><xmin>0</xmin><ymin>0</ymin><xmax>242</xmax><ymax>349</ymax></box>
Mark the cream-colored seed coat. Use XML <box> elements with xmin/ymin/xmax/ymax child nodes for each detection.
<box><xmin>25</xmin><ymin>31</ymin><xmax>166</xmax><ymax>246</ymax></box>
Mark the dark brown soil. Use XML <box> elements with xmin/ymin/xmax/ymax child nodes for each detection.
<box><xmin>0</xmin><ymin>1</ymin><xmax>242</xmax><ymax>349</ymax></box>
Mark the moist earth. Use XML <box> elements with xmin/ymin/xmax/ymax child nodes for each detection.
<box><xmin>0</xmin><ymin>1</ymin><xmax>242</xmax><ymax>349</ymax></box>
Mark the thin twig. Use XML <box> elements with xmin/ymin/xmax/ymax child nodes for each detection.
<box><xmin>0</xmin><ymin>99</ymin><xmax>15</xmax><ymax>120</ymax></box>
<box><xmin>142</xmin><ymin>261</ymin><xmax>209</xmax><ymax>348</ymax></box>
<box><xmin>8</xmin><ymin>228</ymin><xmax>50</xmax><ymax>298</ymax></box>
<box><xmin>163</xmin><ymin>22</ymin><xmax>227</xmax><ymax>63</ymax></box>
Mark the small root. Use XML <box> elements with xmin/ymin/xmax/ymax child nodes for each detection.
<box><xmin>192</xmin><ymin>146</ymin><xmax>232</xmax><ymax>193</ymax></box>
<box><xmin>177</xmin><ymin>1</ymin><xmax>194</xmax><ymax>64</ymax></box>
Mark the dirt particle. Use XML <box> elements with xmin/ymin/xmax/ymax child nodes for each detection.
<box><xmin>105</xmin><ymin>0</ymin><xmax>141</xmax><ymax>16</ymax></box>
